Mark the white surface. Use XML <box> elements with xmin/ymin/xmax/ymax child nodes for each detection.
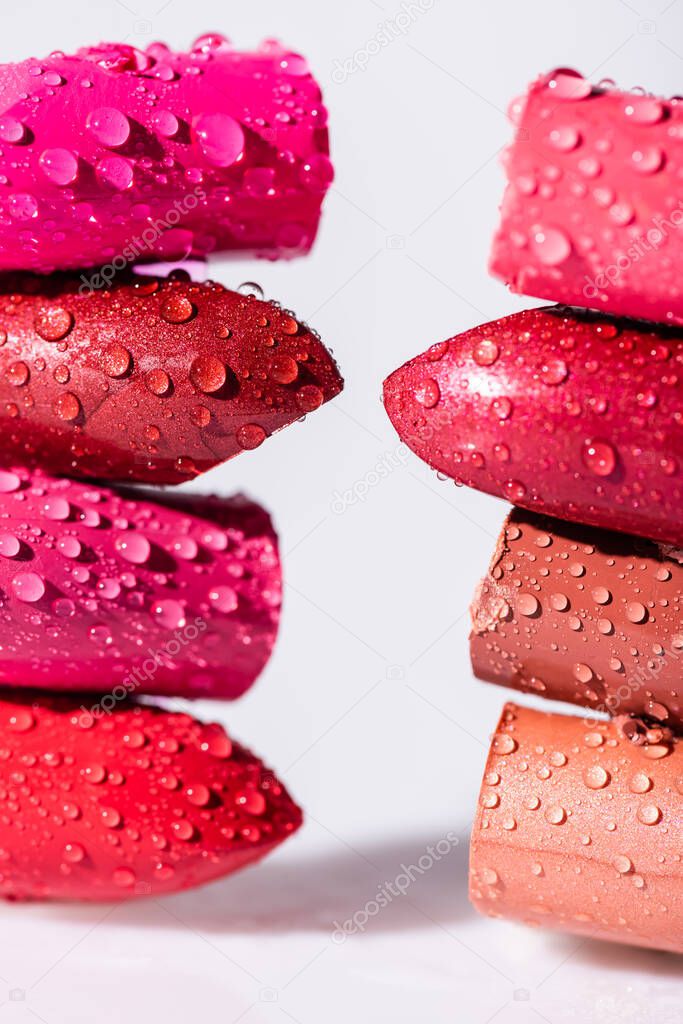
<box><xmin>1</xmin><ymin>1</ymin><xmax>682</xmax><ymax>1021</ymax></box>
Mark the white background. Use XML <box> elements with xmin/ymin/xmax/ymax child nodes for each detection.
<box><xmin>0</xmin><ymin>2</ymin><xmax>681</xmax><ymax>1022</ymax></box>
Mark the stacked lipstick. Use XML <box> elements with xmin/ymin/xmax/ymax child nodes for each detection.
<box><xmin>384</xmin><ymin>69</ymin><xmax>682</xmax><ymax>953</ymax></box>
<box><xmin>0</xmin><ymin>36</ymin><xmax>342</xmax><ymax>899</ymax></box>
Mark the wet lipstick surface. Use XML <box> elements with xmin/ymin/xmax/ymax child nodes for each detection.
<box><xmin>470</xmin><ymin>508</ymin><xmax>683</xmax><ymax>733</ymax></box>
<box><xmin>0</xmin><ymin>468</ymin><xmax>281</xmax><ymax>699</ymax></box>
<box><xmin>470</xmin><ymin>703</ymin><xmax>682</xmax><ymax>954</ymax></box>
<box><xmin>0</xmin><ymin>272</ymin><xmax>342</xmax><ymax>484</ymax></box>
<box><xmin>383</xmin><ymin>305</ymin><xmax>683</xmax><ymax>545</ymax></box>
<box><xmin>0</xmin><ymin>36</ymin><xmax>332</xmax><ymax>272</ymax></box>
<box><xmin>490</xmin><ymin>69</ymin><xmax>683</xmax><ymax>326</ymax></box>
<box><xmin>0</xmin><ymin>692</ymin><xmax>301</xmax><ymax>900</ymax></box>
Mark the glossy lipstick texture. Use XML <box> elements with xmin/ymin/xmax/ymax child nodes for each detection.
<box><xmin>0</xmin><ymin>468</ymin><xmax>281</xmax><ymax>699</ymax></box>
<box><xmin>470</xmin><ymin>508</ymin><xmax>683</xmax><ymax>733</ymax></box>
<box><xmin>383</xmin><ymin>305</ymin><xmax>683</xmax><ymax>546</ymax></box>
<box><xmin>470</xmin><ymin>703</ymin><xmax>682</xmax><ymax>954</ymax></box>
<box><xmin>490</xmin><ymin>69</ymin><xmax>683</xmax><ymax>326</ymax></box>
<box><xmin>0</xmin><ymin>36</ymin><xmax>333</xmax><ymax>272</ymax></box>
<box><xmin>0</xmin><ymin>272</ymin><xmax>342</xmax><ymax>484</ymax></box>
<box><xmin>0</xmin><ymin>693</ymin><xmax>301</xmax><ymax>900</ymax></box>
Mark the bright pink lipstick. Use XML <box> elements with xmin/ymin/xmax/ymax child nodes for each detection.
<box><xmin>0</xmin><ymin>468</ymin><xmax>280</xmax><ymax>700</ymax></box>
<box><xmin>383</xmin><ymin>305</ymin><xmax>683</xmax><ymax>545</ymax></box>
<box><xmin>0</xmin><ymin>36</ymin><xmax>332</xmax><ymax>273</ymax></box>
<box><xmin>490</xmin><ymin>69</ymin><xmax>683</xmax><ymax>325</ymax></box>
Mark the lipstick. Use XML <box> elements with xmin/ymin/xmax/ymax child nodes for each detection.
<box><xmin>470</xmin><ymin>508</ymin><xmax>683</xmax><ymax>733</ymax></box>
<box><xmin>383</xmin><ymin>305</ymin><xmax>683</xmax><ymax>546</ymax></box>
<box><xmin>0</xmin><ymin>692</ymin><xmax>301</xmax><ymax>900</ymax></box>
<box><xmin>0</xmin><ymin>272</ymin><xmax>342</xmax><ymax>484</ymax></box>
<box><xmin>0</xmin><ymin>467</ymin><xmax>281</xmax><ymax>700</ymax></box>
<box><xmin>490</xmin><ymin>69</ymin><xmax>683</xmax><ymax>326</ymax></box>
<box><xmin>470</xmin><ymin>703</ymin><xmax>682</xmax><ymax>954</ymax></box>
<box><xmin>0</xmin><ymin>36</ymin><xmax>332</xmax><ymax>273</ymax></box>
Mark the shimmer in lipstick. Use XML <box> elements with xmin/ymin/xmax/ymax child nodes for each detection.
<box><xmin>470</xmin><ymin>703</ymin><xmax>682</xmax><ymax>954</ymax></box>
<box><xmin>383</xmin><ymin>305</ymin><xmax>683</xmax><ymax>546</ymax></box>
<box><xmin>470</xmin><ymin>508</ymin><xmax>683</xmax><ymax>733</ymax></box>
<box><xmin>0</xmin><ymin>272</ymin><xmax>342</xmax><ymax>484</ymax></box>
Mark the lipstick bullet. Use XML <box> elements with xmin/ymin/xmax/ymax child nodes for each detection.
<box><xmin>383</xmin><ymin>305</ymin><xmax>683</xmax><ymax>546</ymax></box>
<box><xmin>0</xmin><ymin>467</ymin><xmax>281</xmax><ymax>700</ymax></box>
<box><xmin>0</xmin><ymin>272</ymin><xmax>342</xmax><ymax>484</ymax></box>
<box><xmin>0</xmin><ymin>692</ymin><xmax>301</xmax><ymax>900</ymax></box>
<box><xmin>0</xmin><ymin>36</ymin><xmax>332</xmax><ymax>272</ymax></box>
<box><xmin>470</xmin><ymin>703</ymin><xmax>682</xmax><ymax>953</ymax></box>
<box><xmin>490</xmin><ymin>68</ymin><xmax>683</xmax><ymax>326</ymax></box>
<box><xmin>470</xmin><ymin>508</ymin><xmax>683</xmax><ymax>733</ymax></box>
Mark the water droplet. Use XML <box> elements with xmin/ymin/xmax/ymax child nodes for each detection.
<box><xmin>540</xmin><ymin>357</ymin><xmax>568</xmax><ymax>385</ymax></box>
<box><xmin>530</xmin><ymin>225</ymin><xmax>571</xmax><ymax>266</ymax></box>
<box><xmin>193</xmin><ymin>112</ymin><xmax>245</xmax><ymax>167</ymax></box>
<box><xmin>583</xmin><ymin>765</ymin><xmax>609</xmax><ymax>789</ymax></box>
<box><xmin>492</xmin><ymin>733</ymin><xmax>517</xmax><ymax>755</ymax></box>
<box><xmin>35</xmin><ymin>307</ymin><xmax>73</xmax><ymax>341</ymax></box>
<box><xmin>63</xmin><ymin>842</ymin><xmax>85</xmax><ymax>864</ymax></box>
<box><xmin>145</xmin><ymin>369</ymin><xmax>172</xmax><ymax>396</ymax></box>
<box><xmin>269</xmin><ymin>354</ymin><xmax>299</xmax><ymax>385</ymax></box>
<box><xmin>473</xmin><ymin>340</ymin><xmax>499</xmax><ymax>367</ymax></box>
<box><xmin>637</xmin><ymin>803</ymin><xmax>661</xmax><ymax>825</ymax></box>
<box><xmin>296</xmin><ymin>385</ymin><xmax>324</xmax><ymax>412</ymax></box>
<box><xmin>161</xmin><ymin>294</ymin><xmax>195</xmax><ymax>324</ymax></box>
<box><xmin>546</xmin><ymin>70</ymin><xmax>592</xmax><ymax>100</ymax></box>
<box><xmin>189</xmin><ymin>355</ymin><xmax>225</xmax><ymax>393</ymax></box>
<box><xmin>39</xmin><ymin>148</ymin><xmax>79</xmax><ymax>186</ymax></box>
<box><xmin>613</xmin><ymin>855</ymin><xmax>632</xmax><ymax>874</ymax></box>
<box><xmin>626</xmin><ymin>601</ymin><xmax>647</xmax><ymax>624</ymax></box>
<box><xmin>53</xmin><ymin>392</ymin><xmax>81</xmax><ymax>421</ymax></box>
<box><xmin>236</xmin><ymin>423</ymin><xmax>266</xmax><ymax>450</ymax></box>
<box><xmin>631</xmin><ymin>145</ymin><xmax>663</xmax><ymax>174</ymax></box>
<box><xmin>152</xmin><ymin>599</ymin><xmax>186</xmax><ymax>629</ymax></box>
<box><xmin>0</xmin><ymin>533</ymin><xmax>20</xmax><ymax>558</ymax></box>
<box><xmin>0</xmin><ymin>116</ymin><xmax>25</xmax><ymax>143</ymax></box>
<box><xmin>96</xmin><ymin>156</ymin><xmax>134</xmax><ymax>190</ymax></box>
<box><xmin>518</xmin><ymin>593</ymin><xmax>539</xmax><ymax>616</ymax></box>
<box><xmin>103</xmin><ymin>343</ymin><xmax>132</xmax><ymax>378</ymax></box>
<box><xmin>87</xmin><ymin>107</ymin><xmax>131</xmax><ymax>147</ymax></box>
<box><xmin>6</xmin><ymin>361</ymin><xmax>29</xmax><ymax>386</ymax></box>
<box><xmin>545</xmin><ymin>804</ymin><xmax>566</xmax><ymax>825</ymax></box>
<box><xmin>114</xmin><ymin>534</ymin><xmax>151</xmax><ymax>564</ymax></box>
<box><xmin>11</xmin><ymin>572</ymin><xmax>45</xmax><ymax>602</ymax></box>
<box><xmin>208</xmin><ymin>586</ymin><xmax>238</xmax><ymax>613</ymax></box>
<box><xmin>581</xmin><ymin>438</ymin><xmax>616</xmax><ymax>477</ymax></box>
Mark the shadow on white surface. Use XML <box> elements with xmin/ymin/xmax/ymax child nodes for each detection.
<box><xmin>35</xmin><ymin>829</ymin><xmax>472</xmax><ymax>936</ymax></box>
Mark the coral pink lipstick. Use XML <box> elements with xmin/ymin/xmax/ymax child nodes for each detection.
<box><xmin>490</xmin><ymin>69</ymin><xmax>683</xmax><ymax>326</ymax></box>
<box><xmin>470</xmin><ymin>703</ymin><xmax>682</xmax><ymax>954</ymax></box>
